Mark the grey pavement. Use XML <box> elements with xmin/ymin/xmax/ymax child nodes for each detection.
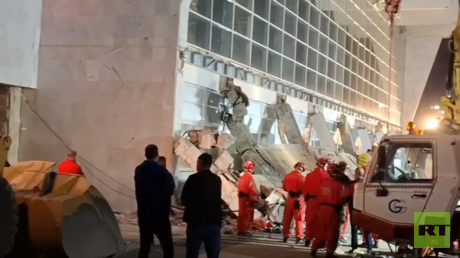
<box><xmin>118</xmin><ymin>224</ymin><xmax>397</xmax><ymax>258</ymax></box>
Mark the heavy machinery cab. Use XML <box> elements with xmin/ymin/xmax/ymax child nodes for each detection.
<box><xmin>353</xmin><ymin>134</ymin><xmax>460</xmax><ymax>242</ymax></box>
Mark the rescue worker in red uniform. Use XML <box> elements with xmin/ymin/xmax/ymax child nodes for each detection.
<box><xmin>302</xmin><ymin>158</ymin><xmax>329</xmax><ymax>247</ymax></box>
<box><xmin>282</xmin><ymin>161</ymin><xmax>307</xmax><ymax>243</ymax></box>
<box><xmin>311</xmin><ymin>162</ymin><xmax>355</xmax><ymax>258</ymax></box>
<box><xmin>237</xmin><ymin>161</ymin><xmax>258</xmax><ymax>237</ymax></box>
<box><xmin>58</xmin><ymin>150</ymin><xmax>83</xmax><ymax>175</ymax></box>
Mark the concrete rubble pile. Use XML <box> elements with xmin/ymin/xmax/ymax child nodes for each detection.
<box><xmin>171</xmin><ymin>77</ymin><xmax>383</xmax><ymax>233</ymax></box>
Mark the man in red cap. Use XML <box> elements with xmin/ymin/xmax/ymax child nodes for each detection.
<box><xmin>302</xmin><ymin>158</ymin><xmax>329</xmax><ymax>246</ymax></box>
<box><xmin>282</xmin><ymin>161</ymin><xmax>306</xmax><ymax>243</ymax></box>
<box><xmin>237</xmin><ymin>161</ymin><xmax>258</xmax><ymax>237</ymax></box>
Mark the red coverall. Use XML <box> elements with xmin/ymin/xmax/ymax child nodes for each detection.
<box><xmin>58</xmin><ymin>158</ymin><xmax>83</xmax><ymax>175</ymax></box>
<box><xmin>302</xmin><ymin>167</ymin><xmax>329</xmax><ymax>241</ymax></box>
<box><xmin>237</xmin><ymin>171</ymin><xmax>258</xmax><ymax>233</ymax></box>
<box><xmin>312</xmin><ymin>177</ymin><xmax>351</xmax><ymax>253</ymax></box>
<box><xmin>282</xmin><ymin>170</ymin><xmax>306</xmax><ymax>238</ymax></box>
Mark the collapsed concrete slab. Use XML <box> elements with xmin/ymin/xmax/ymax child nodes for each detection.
<box><xmin>174</xmin><ymin>77</ymin><xmax>361</xmax><ymax>219</ymax></box>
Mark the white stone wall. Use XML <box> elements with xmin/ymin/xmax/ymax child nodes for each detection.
<box><xmin>0</xmin><ymin>0</ymin><xmax>42</xmax><ymax>88</ymax></box>
<box><xmin>402</xmin><ymin>36</ymin><xmax>442</xmax><ymax>124</ymax></box>
<box><xmin>18</xmin><ymin>0</ymin><xmax>184</xmax><ymax>212</ymax></box>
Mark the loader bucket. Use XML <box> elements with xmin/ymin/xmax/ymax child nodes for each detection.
<box><xmin>3</xmin><ymin>161</ymin><xmax>128</xmax><ymax>258</ymax></box>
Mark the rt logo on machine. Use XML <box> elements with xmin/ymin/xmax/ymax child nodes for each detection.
<box><xmin>414</xmin><ymin>212</ymin><xmax>450</xmax><ymax>248</ymax></box>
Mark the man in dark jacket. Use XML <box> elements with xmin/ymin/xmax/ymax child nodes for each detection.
<box><xmin>135</xmin><ymin>144</ymin><xmax>175</xmax><ymax>258</ymax></box>
<box><xmin>181</xmin><ymin>153</ymin><xmax>223</xmax><ymax>258</ymax></box>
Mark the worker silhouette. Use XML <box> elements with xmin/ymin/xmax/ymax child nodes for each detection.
<box><xmin>135</xmin><ymin>145</ymin><xmax>175</xmax><ymax>258</ymax></box>
<box><xmin>58</xmin><ymin>150</ymin><xmax>83</xmax><ymax>175</ymax></box>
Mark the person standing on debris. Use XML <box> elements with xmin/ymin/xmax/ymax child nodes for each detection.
<box><xmin>302</xmin><ymin>158</ymin><xmax>329</xmax><ymax>247</ymax></box>
<box><xmin>282</xmin><ymin>161</ymin><xmax>307</xmax><ymax>244</ymax></box>
<box><xmin>135</xmin><ymin>144</ymin><xmax>175</xmax><ymax>258</ymax></box>
<box><xmin>237</xmin><ymin>161</ymin><xmax>258</xmax><ymax>237</ymax></box>
<box><xmin>181</xmin><ymin>153</ymin><xmax>223</xmax><ymax>258</ymax></box>
<box><xmin>311</xmin><ymin>161</ymin><xmax>355</xmax><ymax>258</ymax></box>
<box><xmin>58</xmin><ymin>150</ymin><xmax>83</xmax><ymax>175</ymax></box>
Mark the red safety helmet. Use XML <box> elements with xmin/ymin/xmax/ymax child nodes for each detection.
<box><xmin>327</xmin><ymin>163</ymin><xmax>337</xmax><ymax>174</ymax></box>
<box><xmin>243</xmin><ymin>161</ymin><xmax>255</xmax><ymax>171</ymax></box>
<box><xmin>294</xmin><ymin>161</ymin><xmax>306</xmax><ymax>172</ymax></box>
<box><xmin>317</xmin><ymin>158</ymin><xmax>328</xmax><ymax>166</ymax></box>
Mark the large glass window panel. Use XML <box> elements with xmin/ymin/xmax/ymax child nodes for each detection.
<box><xmin>253</xmin><ymin>17</ymin><xmax>269</xmax><ymax>46</ymax></box>
<box><xmin>233</xmin><ymin>35</ymin><xmax>251</xmax><ymax>65</ymax></box>
<box><xmin>245</xmin><ymin>115</ymin><xmax>262</xmax><ymax>133</ymax></box>
<box><xmin>234</xmin><ymin>6</ymin><xmax>251</xmax><ymax>37</ymax></box>
<box><xmin>319</xmin><ymin>12</ymin><xmax>330</xmax><ymax>35</ymax></box>
<box><xmin>329</xmin><ymin>20</ymin><xmax>338</xmax><ymax>41</ymax></box>
<box><xmin>285</xmin><ymin>0</ymin><xmax>298</xmax><ymax>14</ymax></box>
<box><xmin>251</xmin><ymin>44</ymin><xmax>267</xmax><ymax>72</ymax></box>
<box><xmin>269</xmin><ymin>26</ymin><xmax>283</xmax><ymax>53</ymax></box>
<box><xmin>188</xmin><ymin>13</ymin><xmax>211</xmax><ymax>50</ymax></box>
<box><xmin>183</xmin><ymin>84</ymin><xmax>204</xmax><ymax>103</ymax></box>
<box><xmin>356</xmin><ymin>94</ymin><xmax>363</xmax><ymax>110</ymax></box>
<box><xmin>318</xmin><ymin>54</ymin><xmax>327</xmax><ymax>75</ymax></box>
<box><xmin>307</xmin><ymin>70</ymin><xmax>317</xmax><ymax>91</ymax></box>
<box><xmin>204</xmin><ymin>90</ymin><xmax>221</xmax><ymax>108</ymax></box>
<box><xmin>211</xmin><ymin>25</ymin><xmax>232</xmax><ymax>58</ymax></box>
<box><xmin>296</xmin><ymin>41</ymin><xmax>306</xmax><ymax>65</ymax></box>
<box><xmin>295</xmin><ymin>64</ymin><xmax>306</xmax><ymax>87</ymax></box>
<box><xmin>350</xmin><ymin>90</ymin><xmax>356</xmax><ymax>106</ymax></box>
<box><xmin>309</xmin><ymin>3</ymin><xmax>320</xmax><ymax>30</ymax></box>
<box><xmin>284</xmin><ymin>10</ymin><xmax>297</xmax><ymax>36</ymax></box>
<box><xmin>193</xmin><ymin>0</ymin><xmax>212</xmax><ymax>18</ymax></box>
<box><xmin>236</xmin><ymin>0</ymin><xmax>253</xmax><ymax>10</ymax></box>
<box><xmin>297</xmin><ymin>20</ymin><xmax>308</xmax><ymax>43</ymax></box>
<box><xmin>344</xmin><ymin>69</ymin><xmax>351</xmax><ymax>88</ymax></box>
<box><xmin>326</xmin><ymin>79</ymin><xmax>335</xmax><ymax>98</ymax></box>
<box><xmin>319</xmin><ymin>34</ymin><xmax>328</xmax><ymax>55</ymax></box>
<box><xmin>343</xmin><ymin>87</ymin><xmax>350</xmax><ymax>104</ymax></box>
<box><xmin>282</xmin><ymin>58</ymin><xmax>295</xmax><ymax>83</ymax></box>
<box><xmin>248</xmin><ymin>101</ymin><xmax>263</xmax><ymax>116</ymax></box>
<box><xmin>254</xmin><ymin>0</ymin><xmax>269</xmax><ymax>19</ymax></box>
<box><xmin>336</xmin><ymin>47</ymin><xmax>345</xmax><ymax>65</ymax></box>
<box><xmin>270</xmin><ymin>1</ymin><xmax>284</xmax><ymax>28</ymax></box>
<box><xmin>317</xmin><ymin>74</ymin><xmax>326</xmax><ymax>95</ymax></box>
<box><xmin>212</xmin><ymin>0</ymin><xmax>234</xmax><ymax>28</ymax></box>
<box><xmin>327</xmin><ymin>60</ymin><xmax>335</xmax><ymax>80</ymax></box>
<box><xmin>308</xmin><ymin>26</ymin><xmax>319</xmax><ymax>50</ymax></box>
<box><xmin>336</xmin><ymin>66</ymin><xmax>344</xmax><ymax>84</ymax></box>
<box><xmin>328</xmin><ymin>40</ymin><xmax>337</xmax><ymax>60</ymax></box>
<box><xmin>182</xmin><ymin>102</ymin><xmax>203</xmax><ymax>122</ymax></box>
<box><xmin>307</xmin><ymin>48</ymin><xmax>318</xmax><ymax>70</ymax></box>
<box><xmin>283</xmin><ymin>34</ymin><xmax>296</xmax><ymax>59</ymax></box>
<box><xmin>268</xmin><ymin>51</ymin><xmax>282</xmax><ymax>77</ymax></box>
<box><xmin>204</xmin><ymin>106</ymin><xmax>222</xmax><ymax>124</ymax></box>
<box><xmin>298</xmin><ymin>0</ymin><xmax>310</xmax><ymax>22</ymax></box>
<box><xmin>335</xmin><ymin>84</ymin><xmax>343</xmax><ymax>102</ymax></box>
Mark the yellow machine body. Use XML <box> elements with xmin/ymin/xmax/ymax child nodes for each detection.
<box><xmin>2</xmin><ymin>160</ymin><xmax>128</xmax><ymax>258</ymax></box>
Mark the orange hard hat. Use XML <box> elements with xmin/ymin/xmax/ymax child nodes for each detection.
<box><xmin>294</xmin><ymin>161</ymin><xmax>306</xmax><ymax>172</ymax></box>
<box><xmin>243</xmin><ymin>161</ymin><xmax>255</xmax><ymax>171</ymax></box>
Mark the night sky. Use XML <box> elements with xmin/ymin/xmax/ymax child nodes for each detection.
<box><xmin>413</xmin><ymin>38</ymin><xmax>451</xmax><ymax>127</ymax></box>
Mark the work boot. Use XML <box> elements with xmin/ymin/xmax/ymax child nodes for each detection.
<box><xmin>373</xmin><ymin>242</ymin><xmax>379</xmax><ymax>249</ymax></box>
<box><xmin>237</xmin><ymin>231</ymin><xmax>252</xmax><ymax>237</ymax></box>
<box><xmin>304</xmin><ymin>239</ymin><xmax>311</xmax><ymax>247</ymax></box>
<box><xmin>295</xmin><ymin>238</ymin><xmax>302</xmax><ymax>244</ymax></box>
<box><xmin>326</xmin><ymin>251</ymin><xmax>338</xmax><ymax>258</ymax></box>
<box><xmin>311</xmin><ymin>249</ymin><xmax>317</xmax><ymax>257</ymax></box>
<box><xmin>282</xmin><ymin>236</ymin><xmax>289</xmax><ymax>243</ymax></box>
<box><xmin>346</xmin><ymin>249</ymin><xmax>356</xmax><ymax>254</ymax></box>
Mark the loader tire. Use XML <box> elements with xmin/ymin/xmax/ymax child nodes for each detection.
<box><xmin>0</xmin><ymin>177</ymin><xmax>18</xmax><ymax>257</ymax></box>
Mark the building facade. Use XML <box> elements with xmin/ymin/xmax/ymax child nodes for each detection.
<box><xmin>0</xmin><ymin>0</ymin><xmax>457</xmax><ymax>212</ymax></box>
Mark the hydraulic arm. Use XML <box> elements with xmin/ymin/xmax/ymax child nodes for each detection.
<box><xmin>440</xmin><ymin>11</ymin><xmax>460</xmax><ymax>133</ymax></box>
